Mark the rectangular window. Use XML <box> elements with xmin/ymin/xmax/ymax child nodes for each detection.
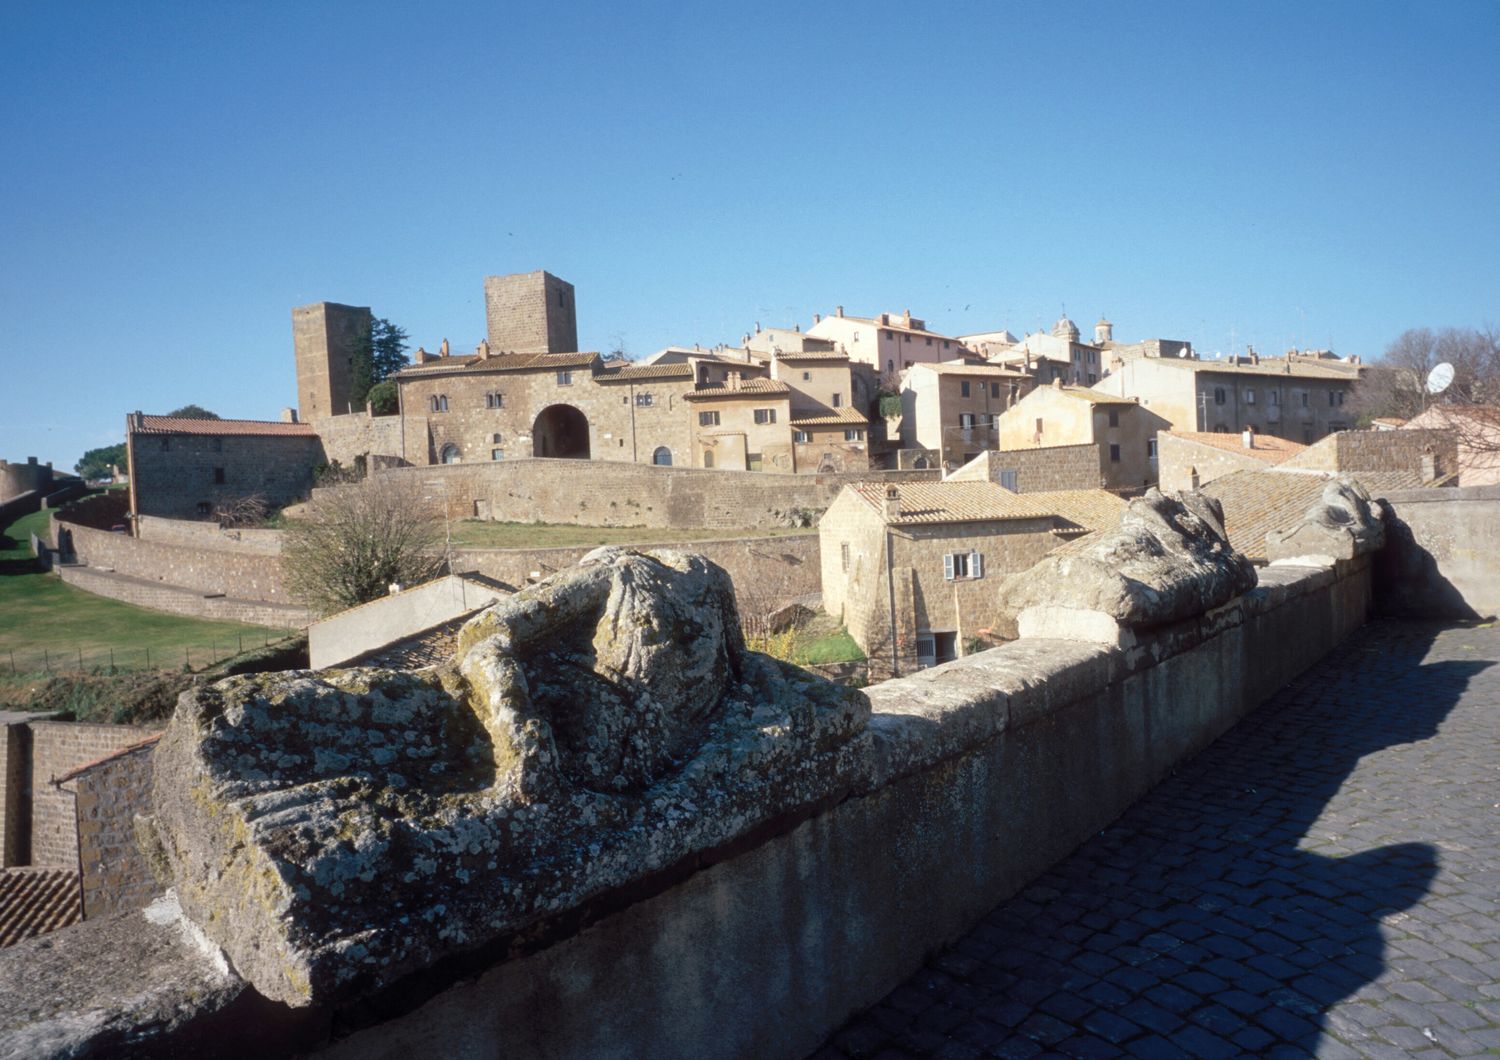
<box><xmin>840</xmin><ymin>542</ymin><xmax>849</xmax><ymax>572</ymax></box>
<box><xmin>1148</xmin><ymin>439</ymin><xmax>1158</xmax><ymax>459</ymax></box>
<box><xmin>943</xmin><ymin>341</ymin><xmax>951</xmax><ymax>349</ymax></box>
<box><xmin>635</xmin><ymin>393</ymin><xmax>653</xmax><ymax>407</ymax></box>
<box><xmin>485</xmin><ymin>392</ymin><xmax>504</xmax><ymax>409</ymax></box>
<box><xmin>1328</xmin><ymin>391</ymin><xmax>1336</xmax><ymax>406</ymax></box>
<box><xmin>998</xmin><ymin>469</ymin><xmax>1019</xmax><ymax>492</ymax></box>
<box><xmin>492</xmin><ymin>433</ymin><xmax>503</xmax><ymax>443</ymax></box>
<box><xmin>1108</xmin><ymin>409</ymin><xmax>1120</xmax><ymax>427</ymax></box>
<box><xmin>212</xmin><ymin>467</ymin><xmax>225</xmax><ymax>484</ymax></box>
<box><xmin>747</xmin><ymin>453</ymin><xmax>764</xmax><ymax>471</ymax></box>
<box><xmin>802</xmin><ymin>371</ymin><xmax>811</xmax><ymax>381</ymax></box>
<box><xmin>1337</xmin><ymin>391</ymin><xmax>1346</xmax><ymax>406</ymax></box>
<box><xmin>698</xmin><ymin>410</ymin><xmax>720</xmax><ymax>427</ymax></box>
<box><xmin>556</xmin><ymin>370</ymin><xmax>572</xmax><ymax>386</ymax></box>
<box><xmin>943</xmin><ymin>551</ymin><xmax>984</xmax><ymax>581</ymax></box>
<box><xmin>1109</xmin><ymin>443</ymin><xmax>1121</xmax><ymax>463</ymax></box>
<box><xmin>844</xmin><ymin>428</ymin><xmax>864</xmax><ymax>441</ymax></box>
<box><xmin>753</xmin><ymin>408</ymin><xmax>776</xmax><ymax>425</ymax></box>
<box><xmin>961</xmin><ymin>381</ymin><xmax>971</xmax><ymax>397</ymax></box>
<box><xmin>1302</xmin><ymin>392</ymin><xmax>1309</xmax><ymax>407</ymax></box>
<box><xmin>491</xmin><ymin>449</ymin><xmax>505</xmax><ymax>461</ymax></box>
<box><xmin>990</xmin><ymin>382</ymin><xmax>1000</xmax><ymax>398</ymax></box>
<box><xmin>883</xmin><ymin>330</ymin><xmax>893</xmax><ymax>339</ymax></box>
<box><xmin>1035</xmin><ymin>417</ymin><xmax>1044</xmax><ymax>435</ymax></box>
<box><xmin>831</xmin><ymin>392</ymin><xmax>842</xmax><ymax>408</ymax></box>
<box><xmin>1269</xmin><ymin>390</ymin><xmax>1280</xmax><ymax>405</ymax></box>
<box><xmin>1245</xmin><ymin>389</ymin><xmax>1256</xmax><ymax>405</ymax></box>
<box><xmin>925</xmin><ymin>337</ymin><xmax>933</xmax><ymax>346</ymax></box>
<box><xmin>794</xmin><ymin>430</ymin><xmax>811</xmax><ymax>443</ymax></box>
<box><xmin>959</xmin><ymin>412</ymin><xmax>977</xmax><ymax>429</ymax></box>
<box><xmin>1214</xmin><ymin>388</ymin><xmax>1226</xmax><ymax>406</ymax></box>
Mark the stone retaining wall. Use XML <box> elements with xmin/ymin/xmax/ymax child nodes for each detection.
<box><xmin>1377</xmin><ymin>485</ymin><xmax>1500</xmax><ymax>619</ymax></box>
<box><xmin>135</xmin><ymin>516</ymin><xmax>282</xmax><ymax>555</ymax></box>
<box><xmin>376</xmin><ymin>459</ymin><xmax>939</xmax><ymax>530</ymax></box>
<box><xmin>56</xmin><ymin>518</ymin><xmax>291</xmax><ymax>602</ymax></box>
<box><xmin>55</xmin><ymin>566</ymin><xmax>306</xmax><ymax>628</ymax></box>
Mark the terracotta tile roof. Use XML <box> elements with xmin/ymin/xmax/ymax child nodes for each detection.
<box><xmin>53</xmin><ymin>733</ymin><xmax>161</xmax><ymax>785</ymax></box>
<box><xmin>1372</xmin><ymin>416</ymin><xmax>1407</xmax><ymax>428</ymax></box>
<box><xmin>595</xmin><ymin>362</ymin><xmax>696</xmax><ymax>382</ymax></box>
<box><xmin>0</xmin><ymin>869</ymin><xmax>82</xmax><ymax>948</ymax></box>
<box><xmin>1200</xmin><ymin>469</ymin><xmax>1425</xmax><ymax>561</ymax></box>
<box><xmin>913</xmin><ymin>363</ymin><xmax>1032</xmax><ymax>379</ymax></box>
<box><xmin>1150</xmin><ymin>357</ymin><xmax>1362</xmax><ymax>380</ymax></box>
<box><xmin>790</xmin><ymin>408</ymin><xmax>871</xmax><ymax>427</ymax></box>
<box><xmin>133</xmin><ymin>416</ymin><xmax>316</xmax><ymax>437</ymax></box>
<box><xmin>1021</xmin><ymin>489</ymin><xmax>1129</xmax><ymax>534</ymax></box>
<box><xmin>848</xmin><ymin>481</ymin><xmax>1051</xmax><ymax>526</ymax></box>
<box><xmin>396</xmin><ymin>351</ymin><xmax>600</xmax><ymax>377</ymax></box>
<box><xmin>1161</xmin><ymin>430</ymin><xmax>1308</xmax><ymax>464</ymax></box>
<box><xmin>771</xmin><ymin>349</ymin><xmax>849</xmax><ymax>362</ymax></box>
<box><xmin>1058</xmin><ymin>387</ymin><xmax>1139</xmax><ymax>406</ymax></box>
<box><xmin>683</xmin><ymin>379</ymin><xmax>792</xmax><ymax>400</ymax></box>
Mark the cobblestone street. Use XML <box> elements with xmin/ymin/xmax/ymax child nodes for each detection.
<box><xmin>819</xmin><ymin>621</ymin><xmax>1500</xmax><ymax>1059</ymax></box>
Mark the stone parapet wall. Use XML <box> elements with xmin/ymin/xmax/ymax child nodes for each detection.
<box><xmin>0</xmin><ymin>555</ymin><xmax>1376</xmax><ymax>1056</ymax></box>
<box><xmin>135</xmin><ymin>516</ymin><xmax>283</xmax><ymax>555</ymax></box>
<box><xmin>377</xmin><ymin>460</ymin><xmax>938</xmax><ymax>531</ymax></box>
<box><xmin>55</xmin><ymin>566</ymin><xmax>306</xmax><ymax>628</ymax></box>
<box><xmin>1377</xmin><ymin>485</ymin><xmax>1500</xmax><ymax>619</ymax></box>
<box><xmin>57</xmin><ymin>518</ymin><xmax>291</xmax><ymax>603</ymax></box>
<box><xmin>26</xmin><ymin>722</ymin><xmax>161</xmax><ymax>871</ymax></box>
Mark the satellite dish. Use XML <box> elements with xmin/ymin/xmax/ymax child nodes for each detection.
<box><xmin>1427</xmin><ymin>362</ymin><xmax>1455</xmax><ymax>395</ymax></box>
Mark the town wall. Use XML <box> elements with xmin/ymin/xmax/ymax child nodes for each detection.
<box><xmin>0</xmin><ymin>458</ymin><xmax>55</xmax><ymax>502</ymax></box>
<box><xmin>60</xmin><ymin>737</ymin><xmax>160</xmax><ymax>920</ymax></box>
<box><xmin>310</xmin><ymin>411</ymin><xmax>405</xmax><ymax>468</ymax></box>
<box><xmin>56</xmin><ymin>518</ymin><xmax>292</xmax><ymax>603</ymax></box>
<box><xmin>0</xmin><ymin>555</ymin><xmax>1378</xmax><ymax>1057</ymax></box>
<box><xmin>26</xmin><ymin>721</ymin><xmax>161</xmax><ymax>871</ymax></box>
<box><xmin>377</xmin><ymin>460</ymin><xmax>939</xmax><ymax>530</ymax></box>
<box><xmin>1377</xmin><ymin>485</ymin><xmax>1500</xmax><ymax>619</ymax></box>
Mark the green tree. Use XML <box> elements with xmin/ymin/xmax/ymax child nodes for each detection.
<box><xmin>350</xmin><ymin>318</ymin><xmax>410</xmax><ymax>410</ymax></box>
<box><xmin>366</xmin><ymin>379</ymin><xmax>399</xmax><ymax>415</ymax></box>
<box><xmin>167</xmin><ymin>404</ymin><xmax>220</xmax><ymax>419</ymax></box>
<box><xmin>75</xmin><ymin>442</ymin><xmax>126</xmax><ymax>481</ymax></box>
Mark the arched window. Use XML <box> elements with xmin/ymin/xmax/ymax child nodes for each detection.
<box><xmin>440</xmin><ymin>443</ymin><xmax>461</xmax><ymax>464</ymax></box>
<box><xmin>703</xmin><ymin>450</ymin><xmax>714</xmax><ymax>468</ymax></box>
<box><xmin>652</xmin><ymin>446</ymin><xmax>673</xmax><ymax>466</ymax></box>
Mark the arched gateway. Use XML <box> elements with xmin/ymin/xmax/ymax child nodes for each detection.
<box><xmin>532</xmin><ymin>404</ymin><xmax>590</xmax><ymax>459</ymax></box>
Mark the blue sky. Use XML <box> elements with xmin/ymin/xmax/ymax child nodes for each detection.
<box><xmin>3</xmin><ymin>1</ymin><xmax>1498</xmax><ymax>470</ymax></box>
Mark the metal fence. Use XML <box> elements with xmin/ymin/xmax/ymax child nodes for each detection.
<box><xmin>5</xmin><ymin>633</ymin><xmax>294</xmax><ymax>675</ymax></box>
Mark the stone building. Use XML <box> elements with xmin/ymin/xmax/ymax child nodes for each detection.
<box><xmin>990</xmin><ymin>381</ymin><xmax>1168</xmax><ymax>490</ymax></box>
<box><xmin>896</xmin><ymin>362</ymin><xmax>1035</xmax><ymax>468</ymax></box>
<box><xmin>1403</xmin><ymin>405</ymin><xmax>1500</xmax><ymax>485</ymax></box>
<box><xmin>124</xmin><ymin>412</ymin><xmax>323</xmax><ymax>523</ymax></box>
<box><xmin>1092</xmin><ymin>349</ymin><xmax>1363</xmax><ymax>444</ymax></box>
<box><xmin>292</xmin><ymin>301</ymin><xmax>372</xmax><ymax>422</ymax></box>
<box><xmin>818</xmin><ymin>481</ymin><xmax>1125</xmax><ymax>673</ymax></box>
<box><xmin>483</xmin><ymin>270</ymin><xmax>577</xmax><ymax>354</ymax></box>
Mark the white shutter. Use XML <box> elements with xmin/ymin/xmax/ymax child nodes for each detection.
<box><xmin>943</xmin><ymin>553</ymin><xmax>955</xmax><ymax>581</ymax></box>
<box><xmin>971</xmin><ymin>551</ymin><xmax>984</xmax><ymax>579</ymax></box>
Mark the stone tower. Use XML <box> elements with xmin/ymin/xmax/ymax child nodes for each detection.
<box><xmin>483</xmin><ymin>271</ymin><xmax>578</xmax><ymax>354</ymax></box>
<box><xmin>292</xmin><ymin>301</ymin><xmax>373</xmax><ymax>421</ymax></box>
<box><xmin>1095</xmin><ymin>317</ymin><xmax>1113</xmax><ymax>345</ymax></box>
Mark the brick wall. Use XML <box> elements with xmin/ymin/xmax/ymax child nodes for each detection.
<box><xmin>60</xmin><ymin>519</ymin><xmax>291</xmax><ymax>602</ymax></box>
<box><xmin>378</xmin><ymin>460</ymin><xmax>939</xmax><ymax>531</ymax></box>
<box><xmin>62</xmin><ymin>738</ymin><xmax>160</xmax><ymax>919</ymax></box>
<box><xmin>28</xmin><ymin>722</ymin><xmax>161</xmax><ymax>870</ymax></box>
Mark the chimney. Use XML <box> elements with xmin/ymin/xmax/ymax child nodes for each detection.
<box><xmin>755</xmin><ymin>322</ymin><xmax>761</xmax><ymax>334</ymax></box>
<box><xmin>131</xmin><ymin>411</ymin><xmax>144</xmax><ymax>430</ymax></box>
<box><xmin>903</xmin><ymin>308</ymin><xmax>912</xmax><ymax>326</ymax></box>
<box><xmin>729</xmin><ymin>371</ymin><xmax>741</xmax><ymax>391</ymax></box>
<box><xmin>281</xmin><ymin>408</ymin><xmax>299</xmax><ymax>423</ymax></box>
<box><xmin>440</xmin><ymin>337</ymin><xmax>450</xmax><ymax>358</ymax></box>
<box><xmin>835</xmin><ymin>305</ymin><xmax>844</xmax><ymax>318</ymax></box>
<box><xmin>1249</xmin><ymin>348</ymin><xmax>1259</xmax><ymax>365</ymax></box>
<box><xmin>1242</xmin><ymin>427</ymin><xmax>1255</xmax><ymax>449</ymax></box>
<box><xmin>883</xmin><ymin>486</ymin><xmax>901</xmax><ymax>521</ymax></box>
<box><xmin>794</xmin><ymin>324</ymin><xmax>800</xmax><ymax>333</ymax></box>
<box><xmin>880</xmin><ymin>313</ymin><xmax>890</xmax><ymax>326</ymax></box>
<box><xmin>814</xmin><ymin>313</ymin><xmax>821</xmax><ymax>324</ymax></box>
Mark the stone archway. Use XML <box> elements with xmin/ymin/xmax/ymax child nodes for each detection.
<box><xmin>532</xmin><ymin>404</ymin><xmax>590</xmax><ymax>459</ymax></box>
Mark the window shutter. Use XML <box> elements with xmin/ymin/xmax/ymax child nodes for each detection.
<box><xmin>971</xmin><ymin>551</ymin><xmax>983</xmax><ymax>579</ymax></box>
<box><xmin>943</xmin><ymin>553</ymin><xmax>955</xmax><ymax>581</ymax></box>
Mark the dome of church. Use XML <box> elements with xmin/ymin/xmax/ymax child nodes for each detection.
<box><xmin>1052</xmin><ymin>314</ymin><xmax>1080</xmax><ymax>341</ymax></box>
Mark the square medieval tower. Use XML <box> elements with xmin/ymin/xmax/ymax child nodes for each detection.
<box><xmin>292</xmin><ymin>301</ymin><xmax>373</xmax><ymax>421</ymax></box>
<box><xmin>483</xmin><ymin>271</ymin><xmax>578</xmax><ymax>354</ymax></box>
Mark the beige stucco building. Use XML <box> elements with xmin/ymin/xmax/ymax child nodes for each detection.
<box><xmin>897</xmin><ymin>362</ymin><xmax>1035</xmax><ymax>468</ymax></box>
<box><xmin>1091</xmin><ymin>350</ymin><xmax>1363</xmax><ymax>444</ymax></box>
<box><xmin>990</xmin><ymin>382</ymin><xmax>1168</xmax><ymax>490</ymax></box>
<box><xmin>808</xmin><ymin>308</ymin><xmax>963</xmax><ymax>375</ymax></box>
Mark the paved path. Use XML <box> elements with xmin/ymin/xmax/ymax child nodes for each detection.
<box><xmin>818</xmin><ymin>621</ymin><xmax>1500</xmax><ymax>1059</ymax></box>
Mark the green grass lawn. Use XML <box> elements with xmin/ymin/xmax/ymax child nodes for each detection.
<box><xmin>448</xmin><ymin>520</ymin><xmax>810</xmax><ymax>550</ymax></box>
<box><xmin>0</xmin><ymin>510</ymin><xmax>293</xmax><ymax>675</ymax></box>
<box><xmin>794</xmin><ymin>627</ymin><xmax>866</xmax><ymax>665</ymax></box>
